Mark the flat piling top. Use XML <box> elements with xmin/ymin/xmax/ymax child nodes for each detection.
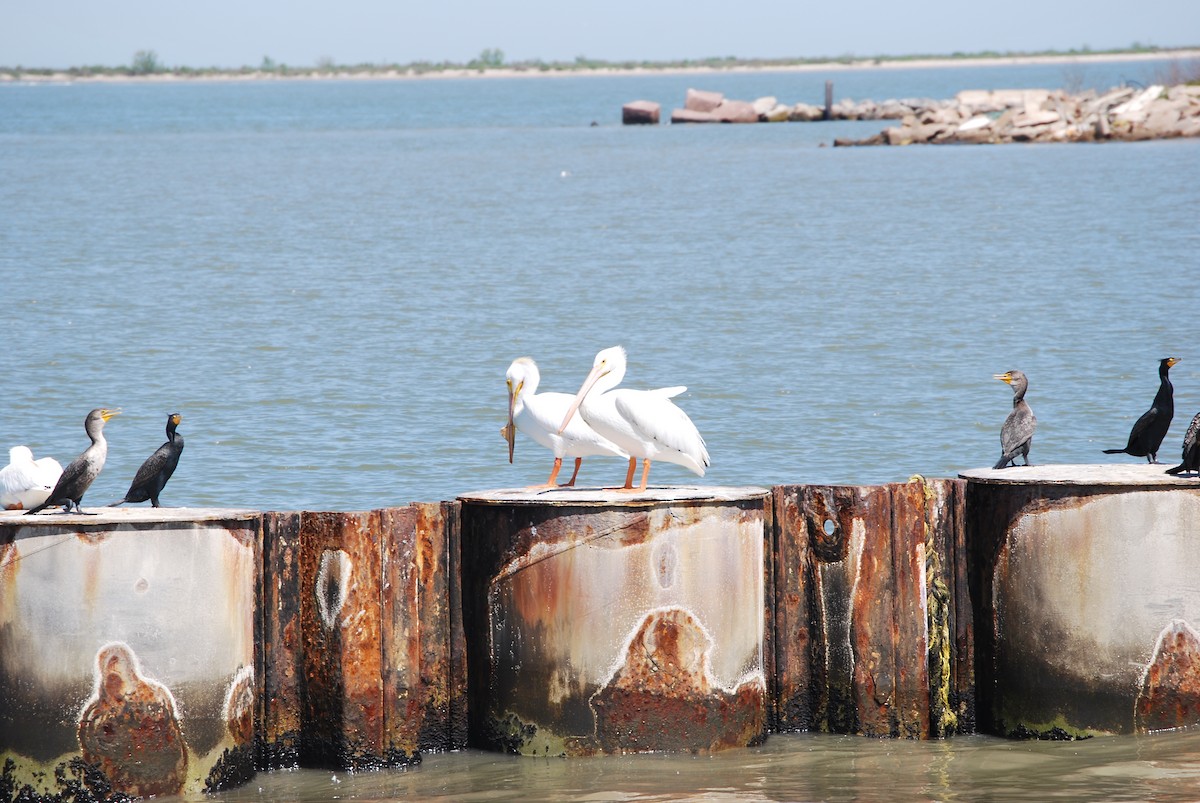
<box><xmin>960</xmin><ymin>463</ymin><xmax>1200</xmax><ymax>487</ymax></box>
<box><xmin>0</xmin><ymin>506</ymin><xmax>261</xmax><ymax>527</ymax></box>
<box><xmin>459</xmin><ymin>485</ymin><xmax>771</xmax><ymax>507</ymax></box>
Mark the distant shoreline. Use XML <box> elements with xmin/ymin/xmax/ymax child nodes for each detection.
<box><xmin>4</xmin><ymin>49</ymin><xmax>1199</xmax><ymax>84</ymax></box>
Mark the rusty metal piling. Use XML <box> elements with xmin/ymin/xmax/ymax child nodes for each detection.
<box><xmin>458</xmin><ymin>486</ymin><xmax>772</xmax><ymax>755</ymax></box>
<box><xmin>771</xmin><ymin>478</ymin><xmax>971</xmax><ymax>738</ymax></box>
<box><xmin>963</xmin><ymin>464</ymin><xmax>1200</xmax><ymax>738</ymax></box>
<box><xmin>11</xmin><ymin>464</ymin><xmax>1200</xmax><ymax>798</ymax></box>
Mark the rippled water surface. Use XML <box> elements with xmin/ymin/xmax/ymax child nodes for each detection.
<box><xmin>2</xmin><ymin>58</ymin><xmax>1197</xmax><ymax>514</ymax></box>
<box><xmin>198</xmin><ymin>730</ymin><xmax>1200</xmax><ymax>802</ymax></box>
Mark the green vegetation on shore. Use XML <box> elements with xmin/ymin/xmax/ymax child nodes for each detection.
<box><xmin>3</xmin><ymin>44</ymin><xmax>1199</xmax><ymax>81</ymax></box>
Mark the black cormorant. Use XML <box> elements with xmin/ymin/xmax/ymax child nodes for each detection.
<box><xmin>1104</xmin><ymin>357</ymin><xmax>1180</xmax><ymax>463</ymax></box>
<box><xmin>109</xmin><ymin>413</ymin><xmax>184</xmax><ymax>507</ymax></box>
<box><xmin>24</xmin><ymin>408</ymin><xmax>121</xmax><ymax>515</ymax></box>
<box><xmin>1165</xmin><ymin>412</ymin><xmax>1200</xmax><ymax>476</ymax></box>
<box><xmin>993</xmin><ymin>370</ymin><xmax>1037</xmax><ymax>469</ymax></box>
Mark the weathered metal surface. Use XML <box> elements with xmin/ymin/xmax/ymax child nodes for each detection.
<box><xmin>772</xmin><ymin>479</ymin><xmax>968</xmax><ymax>738</ymax></box>
<box><xmin>1136</xmin><ymin>620</ymin><xmax>1200</xmax><ymax>732</ymax></box>
<box><xmin>380</xmin><ymin>502</ymin><xmax>467</xmax><ymax>761</ymax></box>
<box><xmin>459</xmin><ymin>486</ymin><xmax>769</xmax><ymax>756</ymax></box>
<box><xmin>259</xmin><ymin>511</ymin><xmax>303</xmax><ymax>770</ymax></box>
<box><xmin>963</xmin><ymin>464</ymin><xmax>1200</xmax><ymax>737</ymax></box>
<box><xmin>259</xmin><ymin>505</ymin><xmax>466</xmax><ymax>772</ymax></box>
<box><xmin>0</xmin><ymin>508</ymin><xmax>259</xmax><ymax>799</ymax></box>
<box><xmin>296</xmin><ymin>510</ymin><xmax>386</xmax><ymax>769</ymax></box>
<box><xmin>922</xmin><ymin>478</ymin><xmax>974</xmax><ymax>736</ymax></box>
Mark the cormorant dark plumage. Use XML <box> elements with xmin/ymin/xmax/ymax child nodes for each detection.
<box><xmin>1165</xmin><ymin>412</ymin><xmax>1200</xmax><ymax>476</ymax></box>
<box><xmin>1103</xmin><ymin>357</ymin><xmax>1180</xmax><ymax>463</ymax></box>
<box><xmin>993</xmin><ymin>370</ymin><xmax>1036</xmax><ymax>469</ymax></box>
<box><xmin>24</xmin><ymin>408</ymin><xmax>121</xmax><ymax>515</ymax></box>
<box><xmin>109</xmin><ymin>413</ymin><xmax>184</xmax><ymax>508</ymax></box>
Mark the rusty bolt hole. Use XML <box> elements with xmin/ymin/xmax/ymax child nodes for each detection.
<box><xmin>823</xmin><ymin>519</ymin><xmax>836</xmax><ymax>536</ymax></box>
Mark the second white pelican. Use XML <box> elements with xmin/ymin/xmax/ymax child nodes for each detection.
<box><xmin>506</xmin><ymin>357</ymin><xmax>628</xmax><ymax>488</ymax></box>
<box><xmin>0</xmin><ymin>445</ymin><xmax>64</xmax><ymax>510</ymax></box>
<box><xmin>559</xmin><ymin>346</ymin><xmax>709</xmax><ymax>492</ymax></box>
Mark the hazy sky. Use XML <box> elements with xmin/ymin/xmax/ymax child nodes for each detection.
<box><xmin>3</xmin><ymin>0</ymin><xmax>1197</xmax><ymax>69</ymax></box>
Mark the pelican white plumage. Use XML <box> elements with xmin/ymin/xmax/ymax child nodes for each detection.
<box><xmin>505</xmin><ymin>356</ymin><xmax>628</xmax><ymax>488</ymax></box>
<box><xmin>0</xmin><ymin>445</ymin><xmax>64</xmax><ymax>510</ymax></box>
<box><xmin>559</xmin><ymin>346</ymin><xmax>709</xmax><ymax>492</ymax></box>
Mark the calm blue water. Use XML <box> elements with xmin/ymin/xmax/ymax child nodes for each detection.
<box><xmin>2</xmin><ymin>58</ymin><xmax>1198</xmax><ymax>513</ymax></box>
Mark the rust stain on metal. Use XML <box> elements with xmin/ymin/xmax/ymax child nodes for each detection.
<box><xmin>590</xmin><ymin>607</ymin><xmax>765</xmax><ymax>753</ymax></box>
<box><xmin>1136</xmin><ymin>619</ymin><xmax>1200</xmax><ymax>732</ymax></box>
<box><xmin>76</xmin><ymin>642</ymin><xmax>188</xmax><ymax>798</ymax></box>
<box><xmin>298</xmin><ymin>511</ymin><xmax>385</xmax><ymax>768</ymax></box>
<box><xmin>381</xmin><ymin>503</ymin><xmax>457</xmax><ymax>760</ymax></box>
<box><xmin>607</xmin><ymin>607</ymin><xmax>712</xmax><ymax>694</ymax></box>
<box><xmin>773</xmin><ymin>481</ymin><xmax>947</xmax><ymax>739</ymax></box>
<box><xmin>461</xmin><ymin>493</ymin><xmax>766</xmax><ymax>756</ymax></box>
<box><xmin>74</xmin><ymin>530</ymin><xmax>111</xmax><ymax>546</ymax></box>
<box><xmin>806</xmin><ymin>488</ymin><xmax>849</xmax><ymax>563</ymax></box>
<box><xmin>381</xmin><ymin>506</ymin><xmax>422</xmax><ymax>758</ymax></box>
<box><xmin>224</xmin><ymin>665</ymin><xmax>255</xmax><ymax>744</ymax></box>
<box><xmin>260</xmin><ymin>511</ymin><xmax>303</xmax><ymax>768</ymax></box>
<box><xmin>227</xmin><ymin>524</ymin><xmax>256</xmax><ymax>549</ymax></box>
<box><xmin>1</xmin><ymin>541</ymin><xmax>17</xmax><ymax>627</ymax></box>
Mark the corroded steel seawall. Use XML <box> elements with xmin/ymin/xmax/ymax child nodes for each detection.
<box><xmin>258</xmin><ymin>504</ymin><xmax>467</xmax><ymax>771</ymax></box>
<box><xmin>459</xmin><ymin>486</ymin><xmax>770</xmax><ymax>756</ymax></box>
<box><xmin>0</xmin><ymin>508</ymin><xmax>260</xmax><ymax>799</ymax></box>
<box><xmin>771</xmin><ymin>478</ymin><xmax>972</xmax><ymax>738</ymax></box>
<box><xmin>963</xmin><ymin>464</ymin><xmax>1200</xmax><ymax>738</ymax></box>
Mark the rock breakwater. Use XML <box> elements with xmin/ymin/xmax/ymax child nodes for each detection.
<box><xmin>836</xmin><ymin>84</ymin><xmax>1200</xmax><ymax>145</ymax></box>
<box><xmin>626</xmin><ymin>84</ymin><xmax>1200</xmax><ymax>145</ymax></box>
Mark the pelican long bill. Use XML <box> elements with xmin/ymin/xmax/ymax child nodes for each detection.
<box><xmin>558</xmin><ymin>363</ymin><xmax>607</xmax><ymax>435</ymax></box>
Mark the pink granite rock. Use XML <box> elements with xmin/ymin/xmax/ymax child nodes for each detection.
<box><xmin>671</xmin><ymin>108</ymin><xmax>720</xmax><ymax>124</ymax></box>
<box><xmin>622</xmin><ymin>100</ymin><xmax>661</xmax><ymax>125</ymax></box>
<box><xmin>685</xmin><ymin>88</ymin><xmax>724</xmax><ymax>112</ymax></box>
<box><xmin>714</xmin><ymin>100</ymin><xmax>758</xmax><ymax>123</ymax></box>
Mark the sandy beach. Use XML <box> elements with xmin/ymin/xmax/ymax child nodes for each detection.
<box><xmin>4</xmin><ymin>49</ymin><xmax>1198</xmax><ymax>84</ymax></box>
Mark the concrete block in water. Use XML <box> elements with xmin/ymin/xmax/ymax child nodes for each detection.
<box><xmin>0</xmin><ymin>508</ymin><xmax>259</xmax><ymax>798</ymax></box>
<box><xmin>459</xmin><ymin>486</ymin><xmax>770</xmax><ymax>755</ymax></box>
<box><xmin>622</xmin><ymin>100</ymin><xmax>661</xmax><ymax>124</ymax></box>
<box><xmin>963</xmin><ymin>464</ymin><xmax>1200</xmax><ymax>737</ymax></box>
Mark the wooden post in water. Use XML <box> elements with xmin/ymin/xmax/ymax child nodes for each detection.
<box><xmin>459</xmin><ymin>486</ymin><xmax>771</xmax><ymax>756</ymax></box>
<box><xmin>824</xmin><ymin>80</ymin><xmax>833</xmax><ymax>120</ymax></box>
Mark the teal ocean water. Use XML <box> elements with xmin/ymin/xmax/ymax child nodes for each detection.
<box><xmin>2</xmin><ymin>58</ymin><xmax>1197</xmax><ymax>513</ymax></box>
<box><xmin>5</xmin><ymin>56</ymin><xmax>1200</xmax><ymax>802</ymax></box>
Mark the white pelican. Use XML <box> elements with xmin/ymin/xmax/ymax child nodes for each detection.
<box><xmin>506</xmin><ymin>357</ymin><xmax>628</xmax><ymax>488</ymax></box>
<box><xmin>559</xmin><ymin>346</ymin><xmax>709</xmax><ymax>492</ymax></box>
<box><xmin>0</xmin><ymin>445</ymin><xmax>64</xmax><ymax>510</ymax></box>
